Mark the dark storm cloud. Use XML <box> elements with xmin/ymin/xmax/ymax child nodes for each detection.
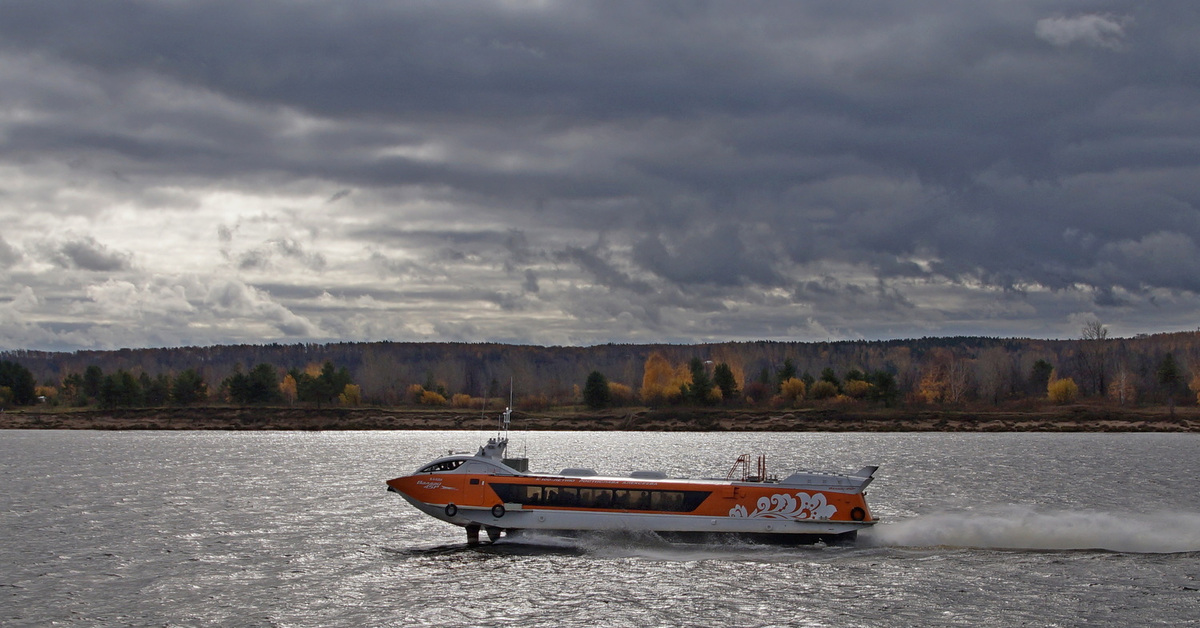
<box><xmin>556</xmin><ymin>245</ymin><xmax>654</xmax><ymax>295</ymax></box>
<box><xmin>1</xmin><ymin>0</ymin><xmax>1199</xmax><ymax>349</ymax></box>
<box><xmin>631</xmin><ymin>227</ymin><xmax>783</xmax><ymax>287</ymax></box>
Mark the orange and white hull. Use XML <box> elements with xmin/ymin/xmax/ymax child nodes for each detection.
<box><xmin>387</xmin><ymin>436</ymin><xmax>878</xmax><ymax>544</ymax></box>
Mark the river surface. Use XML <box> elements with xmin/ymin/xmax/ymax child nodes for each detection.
<box><xmin>2</xmin><ymin>430</ymin><xmax>1198</xmax><ymax>627</ymax></box>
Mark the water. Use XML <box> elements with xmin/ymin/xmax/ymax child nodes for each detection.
<box><xmin>2</xmin><ymin>430</ymin><xmax>1198</xmax><ymax>627</ymax></box>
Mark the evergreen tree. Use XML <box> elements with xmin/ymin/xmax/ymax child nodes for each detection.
<box><xmin>247</xmin><ymin>363</ymin><xmax>282</xmax><ymax>403</ymax></box>
<box><xmin>172</xmin><ymin>369</ymin><xmax>208</xmax><ymax>405</ymax></box>
<box><xmin>99</xmin><ymin>370</ymin><xmax>142</xmax><ymax>408</ymax></box>
<box><xmin>1029</xmin><ymin>359</ymin><xmax>1054</xmax><ymax>395</ymax></box>
<box><xmin>226</xmin><ymin>363</ymin><xmax>282</xmax><ymax>404</ymax></box>
<box><xmin>144</xmin><ymin>373</ymin><xmax>171</xmax><ymax>406</ymax></box>
<box><xmin>820</xmin><ymin>367</ymin><xmax>841</xmax><ymax>390</ymax></box>
<box><xmin>775</xmin><ymin>358</ymin><xmax>797</xmax><ymax>391</ymax></box>
<box><xmin>83</xmin><ymin>365</ymin><xmax>104</xmax><ymax>399</ymax></box>
<box><xmin>684</xmin><ymin>358</ymin><xmax>714</xmax><ymax>405</ymax></box>
<box><xmin>294</xmin><ymin>362</ymin><xmax>353</xmax><ymax>407</ymax></box>
<box><xmin>0</xmin><ymin>360</ymin><xmax>36</xmax><ymax>405</ymax></box>
<box><xmin>582</xmin><ymin>371</ymin><xmax>611</xmax><ymax>409</ymax></box>
<box><xmin>712</xmin><ymin>363</ymin><xmax>739</xmax><ymax>401</ymax></box>
<box><xmin>1158</xmin><ymin>353</ymin><xmax>1183</xmax><ymax>407</ymax></box>
<box><xmin>868</xmin><ymin>370</ymin><xmax>899</xmax><ymax>407</ymax></box>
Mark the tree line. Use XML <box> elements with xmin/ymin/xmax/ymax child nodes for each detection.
<box><xmin>4</xmin><ymin>325</ymin><xmax>1200</xmax><ymax>411</ymax></box>
<box><xmin>0</xmin><ymin>360</ymin><xmax>355</xmax><ymax>410</ymax></box>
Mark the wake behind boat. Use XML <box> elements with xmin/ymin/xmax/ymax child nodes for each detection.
<box><xmin>386</xmin><ymin>408</ymin><xmax>879</xmax><ymax>545</ymax></box>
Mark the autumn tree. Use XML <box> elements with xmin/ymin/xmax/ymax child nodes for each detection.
<box><xmin>280</xmin><ymin>374</ymin><xmax>298</xmax><ymax>405</ymax></box>
<box><xmin>843</xmin><ymin>379</ymin><xmax>872</xmax><ymax>399</ymax></box>
<box><xmin>608</xmin><ymin>381</ymin><xmax>634</xmax><ymax>405</ymax></box>
<box><xmin>420</xmin><ymin>390</ymin><xmax>447</xmax><ymax>405</ymax></box>
<box><xmin>1189</xmin><ymin>373</ymin><xmax>1200</xmax><ymax>405</ymax></box>
<box><xmin>779</xmin><ymin>377</ymin><xmax>807</xmax><ymax>403</ymax></box>
<box><xmin>916</xmin><ymin>349</ymin><xmax>972</xmax><ymax>404</ymax></box>
<box><xmin>809</xmin><ymin>380</ymin><xmax>838</xmax><ymax>400</ymax></box>
<box><xmin>917</xmin><ymin>368</ymin><xmax>946</xmax><ymax>403</ymax></box>
<box><xmin>1047</xmin><ymin>373</ymin><xmax>1079</xmax><ymax>404</ymax></box>
<box><xmin>35</xmin><ymin>385</ymin><xmax>58</xmax><ymax>405</ymax></box>
<box><xmin>641</xmin><ymin>352</ymin><xmax>686</xmax><ymax>405</ymax></box>
<box><xmin>339</xmin><ymin>384</ymin><xmax>363</xmax><ymax>406</ymax></box>
<box><xmin>1109</xmin><ymin>364</ymin><xmax>1136</xmax><ymax>405</ymax></box>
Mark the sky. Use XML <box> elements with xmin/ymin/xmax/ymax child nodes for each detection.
<box><xmin>1</xmin><ymin>1</ymin><xmax>1199</xmax><ymax>351</ymax></box>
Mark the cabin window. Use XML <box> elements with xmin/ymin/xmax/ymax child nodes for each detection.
<box><xmin>418</xmin><ymin>460</ymin><xmax>465</xmax><ymax>473</ymax></box>
<box><xmin>490</xmin><ymin>483</ymin><xmax>710</xmax><ymax>513</ymax></box>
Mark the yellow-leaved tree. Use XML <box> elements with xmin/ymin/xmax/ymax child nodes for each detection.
<box><xmin>279</xmin><ymin>374</ymin><xmax>298</xmax><ymax>405</ymax></box>
<box><xmin>641</xmin><ymin>352</ymin><xmax>687</xmax><ymax>404</ymax></box>
<box><xmin>843</xmin><ymin>379</ymin><xmax>872</xmax><ymax>399</ymax></box>
<box><xmin>339</xmin><ymin>384</ymin><xmax>362</xmax><ymax>406</ymax></box>
<box><xmin>420</xmin><ymin>390</ymin><xmax>447</xmax><ymax>406</ymax></box>
<box><xmin>779</xmin><ymin>377</ymin><xmax>807</xmax><ymax>403</ymax></box>
<box><xmin>1189</xmin><ymin>374</ymin><xmax>1200</xmax><ymax>405</ymax></box>
<box><xmin>608</xmin><ymin>382</ymin><xmax>635</xmax><ymax>405</ymax></box>
<box><xmin>1047</xmin><ymin>371</ymin><xmax>1079</xmax><ymax>404</ymax></box>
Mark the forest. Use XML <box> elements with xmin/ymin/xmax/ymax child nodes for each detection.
<box><xmin>3</xmin><ymin>327</ymin><xmax>1200</xmax><ymax>411</ymax></box>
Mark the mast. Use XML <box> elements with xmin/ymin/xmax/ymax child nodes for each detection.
<box><xmin>497</xmin><ymin>376</ymin><xmax>512</xmax><ymax>439</ymax></box>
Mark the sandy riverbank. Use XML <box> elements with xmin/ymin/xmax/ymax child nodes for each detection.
<box><xmin>2</xmin><ymin>405</ymin><xmax>1197</xmax><ymax>432</ymax></box>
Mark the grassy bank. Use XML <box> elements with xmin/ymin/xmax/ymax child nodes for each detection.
<box><xmin>2</xmin><ymin>405</ymin><xmax>1198</xmax><ymax>432</ymax></box>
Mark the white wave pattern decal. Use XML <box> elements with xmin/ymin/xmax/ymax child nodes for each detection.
<box><xmin>729</xmin><ymin>492</ymin><xmax>837</xmax><ymax>520</ymax></box>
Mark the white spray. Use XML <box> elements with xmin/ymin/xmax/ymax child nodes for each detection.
<box><xmin>864</xmin><ymin>505</ymin><xmax>1200</xmax><ymax>554</ymax></box>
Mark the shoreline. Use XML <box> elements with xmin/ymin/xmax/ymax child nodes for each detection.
<box><xmin>2</xmin><ymin>406</ymin><xmax>1197</xmax><ymax>432</ymax></box>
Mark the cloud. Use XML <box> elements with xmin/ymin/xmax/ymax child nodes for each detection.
<box><xmin>0</xmin><ymin>236</ymin><xmax>21</xmax><ymax>268</ymax></box>
<box><xmin>52</xmin><ymin>237</ymin><xmax>133</xmax><ymax>272</ymax></box>
<box><xmin>205</xmin><ymin>279</ymin><xmax>322</xmax><ymax>337</ymax></box>
<box><xmin>1036</xmin><ymin>14</ymin><xmax>1131</xmax><ymax>50</ymax></box>
<box><xmin>0</xmin><ymin>1</ymin><xmax>1198</xmax><ymax>350</ymax></box>
<box><xmin>1099</xmin><ymin>231</ymin><xmax>1200</xmax><ymax>292</ymax></box>
<box><xmin>631</xmin><ymin>227</ymin><xmax>783</xmax><ymax>288</ymax></box>
<box><xmin>85</xmin><ymin>279</ymin><xmax>195</xmax><ymax>320</ymax></box>
<box><xmin>0</xmin><ymin>285</ymin><xmax>40</xmax><ymax>323</ymax></box>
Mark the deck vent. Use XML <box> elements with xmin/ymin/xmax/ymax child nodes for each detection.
<box><xmin>629</xmin><ymin>470</ymin><xmax>668</xmax><ymax>479</ymax></box>
<box><xmin>559</xmin><ymin>468</ymin><xmax>598</xmax><ymax>477</ymax></box>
